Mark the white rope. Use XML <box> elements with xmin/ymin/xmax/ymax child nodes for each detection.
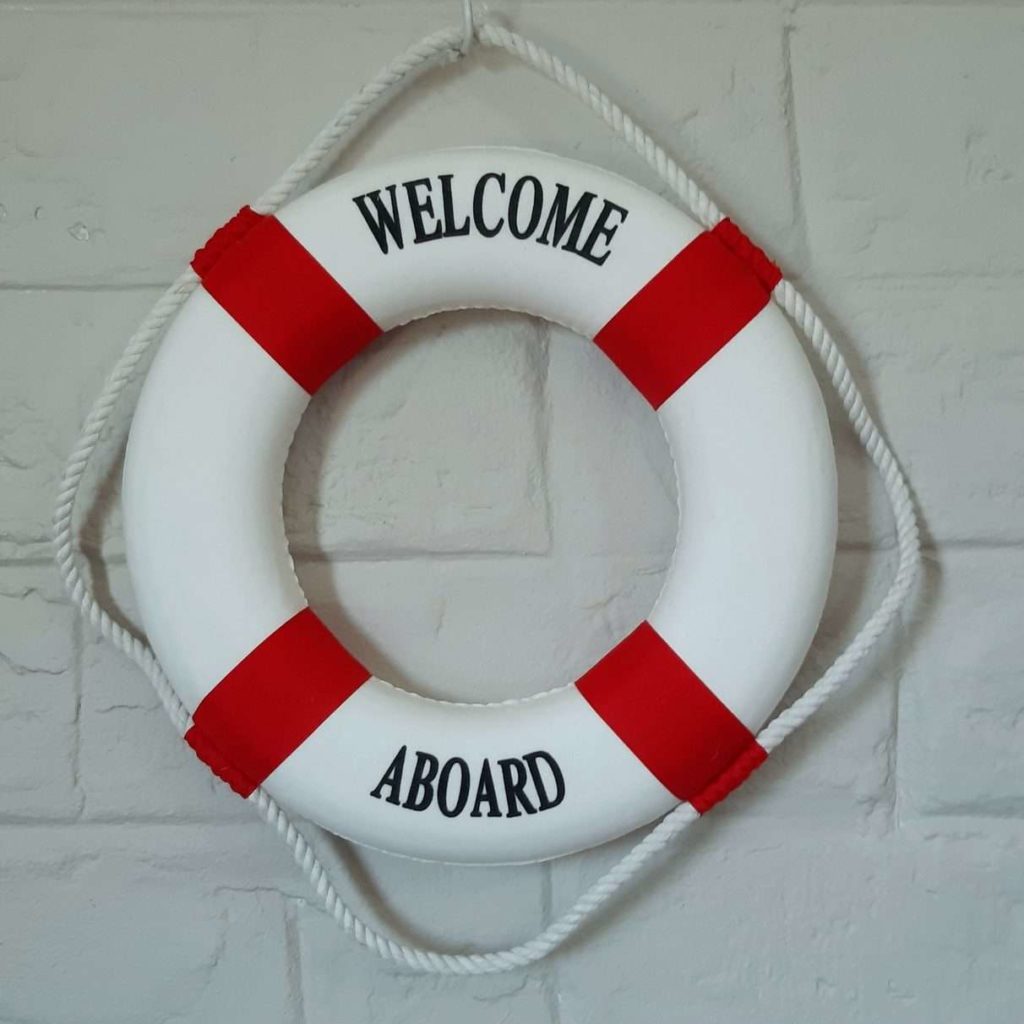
<box><xmin>53</xmin><ymin>17</ymin><xmax>920</xmax><ymax>975</ymax></box>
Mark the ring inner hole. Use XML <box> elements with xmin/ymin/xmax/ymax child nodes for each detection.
<box><xmin>288</xmin><ymin>309</ymin><xmax>678</xmax><ymax>703</ymax></box>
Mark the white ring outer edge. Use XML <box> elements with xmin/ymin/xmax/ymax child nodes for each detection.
<box><xmin>123</xmin><ymin>148</ymin><xmax>837</xmax><ymax>864</ymax></box>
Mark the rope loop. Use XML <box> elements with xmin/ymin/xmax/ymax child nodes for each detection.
<box><xmin>53</xmin><ymin>16</ymin><xmax>921</xmax><ymax>975</ymax></box>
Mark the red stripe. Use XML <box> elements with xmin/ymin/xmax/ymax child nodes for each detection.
<box><xmin>185</xmin><ymin>608</ymin><xmax>370</xmax><ymax>797</ymax></box>
<box><xmin>593</xmin><ymin>219</ymin><xmax>781</xmax><ymax>409</ymax></box>
<box><xmin>689</xmin><ymin>742</ymin><xmax>767</xmax><ymax>814</ymax></box>
<box><xmin>575</xmin><ymin>621</ymin><xmax>765</xmax><ymax>810</ymax></box>
<box><xmin>192</xmin><ymin>207</ymin><xmax>381</xmax><ymax>394</ymax></box>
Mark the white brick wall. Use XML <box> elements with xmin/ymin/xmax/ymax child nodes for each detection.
<box><xmin>1</xmin><ymin>2</ymin><xmax>1022</xmax><ymax>1020</ymax></box>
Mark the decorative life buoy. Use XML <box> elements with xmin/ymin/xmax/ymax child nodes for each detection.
<box><xmin>122</xmin><ymin>147</ymin><xmax>837</xmax><ymax>864</ymax></box>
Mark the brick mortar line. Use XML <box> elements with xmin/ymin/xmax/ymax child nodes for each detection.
<box><xmin>283</xmin><ymin>899</ymin><xmax>309</xmax><ymax>1024</ymax></box>
<box><xmin>69</xmin><ymin>609</ymin><xmax>85</xmax><ymax>820</ymax></box>
<box><xmin>0</xmin><ymin>548</ymin><xmax>560</xmax><ymax>569</ymax></box>
<box><xmin>4</xmin><ymin>269</ymin><xmax>1023</xmax><ymax>293</ymax></box>
<box><xmin>6</xmin><ymin>810</ymin><xmax>1024</xmax><ymax>835</ymax></box>
<box><xmin>0</xmin><ymin>817</ymin><xmax>273</xmax><ymax>831</ymax></box>
<box><xmin>780</xmin><ymin>17</ymin><xmax>810</xmax><ymax>268</ymax></box>
<box><xmin>1</xmin><ymin>0</ymin><xmax>1018</xmax><ymax>12</ymax></box>
<box><xmin>890</xmin><ymin>606</ymin><xmax>908</xmax><ymax>831</ymax></box>
<box><xmin>0</xmin><ymin>0</ymin><xmax>792</xmax><ymax>13</ymax></box>
<box><xmin>537</xmin><ymin>864</ymin><xmax>563</xmax><ymax>1024</ymax></box>
<box><xmin>532</xmin><ymin>318</ymin><xmax>557</xmax><ymax>556</ymax></box>
<box><xmin>2</xmin><ymin>539</ymin><xmax>1020</xmax><ymax>572</ymax></box>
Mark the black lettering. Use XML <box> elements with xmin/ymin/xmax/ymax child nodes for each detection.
<box><xmin>437</xmin><ymin>757</ymin><xmax>471</xmax><ymax>818</ymax></box>
<box><xmin>403</xmin><ymin>178</ymin><xmax>444</xmax><ymax>244</ymax></box>
<box><xmin>508</xmin><ymin>176</ymin><xmax>544</xmax><ymax>239</ymax></box>
<box><xmin>373</xmin><ymin>748</ymin><xmax>566</xmax><ymax>817</ymax></box>
<box><xmin>470</xmin><ymin>759</ymin><xmax>503</xmax><ymax>818</ymax></box>
<box><xmin>498</xmin><ymin>757</ymin><xmax>537</xmax><ymax>818</ymax></box>
<box><xmin>352</xmin><ymin>185</ymin><xmax>404</xmax><ymax>254</ymax></box>
<box><xmin>438</xmin><ymin>174</ymin><xmax>471</xmax><ymax>238</ymax></box>
<box><xmin>402</xmin><ymin>750</ymin><xmax>439</xmax><ymax>811</ymax></box>
<box><xmin>356</xmin><ymin>175</ymin><xmax>624</xmax><ymax>265</ymax></box>
<box><xmin>472</xmin><ymin>172</ymin><xmax>506</xmax><ymax>237</ymax></box>
<box><xmin>523</xmin><ymin>751</ymin><xmax>565</xmax><ymax>811</ymax></box>
<box><xmin>578</xmin><ymin>199</ymin><xmax>629</xmax><ymax>266</ymax></box>
<box><xmin>537</xmin><ymin>184</ymin><xmax>597</xmax><ymax>254</ymax></box>
<box><xmin>369</xmin><ymin>745</ymin><xmax>406</xmax><ymax>805</ymax></box>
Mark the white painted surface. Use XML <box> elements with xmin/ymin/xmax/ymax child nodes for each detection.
<box><xmin>652</xmin><ymin>304</ymin><xmax>837</xmax><ymax>731</ymax></box>
<box><xmin>277</xmin><ymin>147</ymin><xmax>699</xmax><ymax>337</ymax></box>
<box><xmin>268</xmin><ymin>678</ymin><xmax>676</xmax><ymax>864</ymax></box>
<box><xmin>2</xmin><ymin>3</ymin><xmax>1023</xmax><ymax>1021</ymax></box>
<box><xmin>122</xmin><ymin>290</ymin><xmax>309</xmax><ymax>700</ymax></box>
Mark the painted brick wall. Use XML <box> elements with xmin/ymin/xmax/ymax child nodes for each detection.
<box><xmin>1</xmin><ymin>2</ymin><xmax>1022</xmax><ymax>1021</ymax></box>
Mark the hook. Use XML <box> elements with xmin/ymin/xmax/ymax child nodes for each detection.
<box><xmin>459</xmin><ymin>0</ymin><xmax>477</xmax><ymax>57</ymax></box>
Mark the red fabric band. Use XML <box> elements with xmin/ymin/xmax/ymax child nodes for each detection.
<box><xmin>192</xmin><ymin>207</ymin><xmax>381</xmax><ymax>394</ymax></box>
<box><xmin>185</xmin><ymin>608</ymin><xmax>370</xmax><ymax>797</ymax></box>
<box><xmin>689</xmin><ymin>741</ymin><xmax>767</xmax><ymax>814</ymax></box>
<box><xmin>593</xmin><ymin>219</ymin><xmax>782</xmax><ymax>409</ymax></box>
<box><xmin>575</xmin><ymin>621</ymin><xmax>766</xmax><ymax>810</ymax></box>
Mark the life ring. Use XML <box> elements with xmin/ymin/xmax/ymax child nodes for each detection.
<box><xmin>123</xmin><ymin>147</ymin><xmax>837</xmax><ymax>865</ymax></box>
